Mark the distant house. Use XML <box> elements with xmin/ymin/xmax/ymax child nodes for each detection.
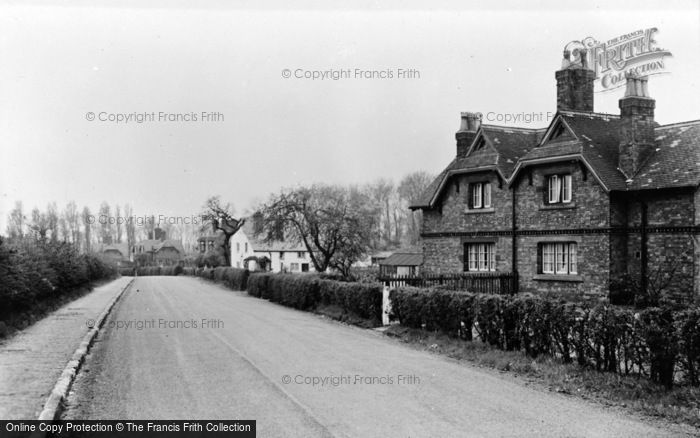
<box><xmin>100</xmin><ymin>243</ymin><xmax>130</xmax><ymax>266</ymax></box>
<box><xmin>133</xmin><ymin>238</ymin><xmax>185</xmax><ymax>266</ymax></box>
<box><xmin>197</xmin><ymin>235</ymin><xmax>219</xmax><ymax>254</ymax></box>
<box><xmin>379</xmin><ymin>251</ymin><xmax>423</xmax><ymax>277</ymax></box>
<box><xmin>230</xmin><ymin>219</ymin><xmax>314</xmax><ymax>273</ymax></box>
<box><xmin>154</xmin><ymin>240</ymin><xmax>185</xmax><ymax>265</ymax></box>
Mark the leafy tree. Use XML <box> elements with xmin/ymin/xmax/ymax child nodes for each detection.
<box><xmin>259</xmin><ymin>184</ymin><xmax>374</xmax><ymax>277</ymax></box>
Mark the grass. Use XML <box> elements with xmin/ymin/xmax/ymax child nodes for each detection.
<box><xmin>384</xmin><ymin>324</ymin><xmax>700</xmax><ymax>430</ymax></box>
<box><xmin>0</xmin><ymin>278</ymin><xmax>114</xmax><ymax>341</ymax></box>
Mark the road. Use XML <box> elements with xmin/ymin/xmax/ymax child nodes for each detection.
<box><xmin>63</xmin><ymin>276</ymin><xmax>685</xmax><ymax>437</ymax></box>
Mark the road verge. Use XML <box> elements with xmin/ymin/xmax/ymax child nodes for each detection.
<box><xmin>37</xmin><ymin>277</ymin><xmax>134</xmax><ymax>421</ymax></box>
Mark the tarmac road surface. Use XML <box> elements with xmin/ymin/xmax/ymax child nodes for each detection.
<box><xmin>62</xmin><ymin>276</ymin><xmax>690</xmax><ymax>437</ymax></box>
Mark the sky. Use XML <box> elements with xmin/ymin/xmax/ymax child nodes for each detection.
<box><xmin>1</xmin><ymin>0</ymin><xmax>699</xmax><ymax>233</ymax></box>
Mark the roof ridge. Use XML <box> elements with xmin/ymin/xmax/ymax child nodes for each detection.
<box><xmin>559</xmin><ymin>110</ymin><xmax>620</xmax><ymax>120</ymax></box>
<box><xmin>656</xmin><ymin>119</ymin><xmax>700</xmax><ymax>129</ymax></box>
<box><xmin>481</xmin><ymin>124</ymin><xmax>547</xmax><ymax>132</ymax></box>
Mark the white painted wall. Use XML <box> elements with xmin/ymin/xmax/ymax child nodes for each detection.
<box><xmin>229</xmin><ymin>230</ymin><xmax>314</xmax><ymax>273</ymax></box>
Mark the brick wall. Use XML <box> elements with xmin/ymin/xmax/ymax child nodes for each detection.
<box><xmin>513</xmin><ymin>163</ymin><xmax>610</xmax><ymax>231</ymax></box>
<box><xmin>517</xmin><ymin>234</ymin><xmax>609</xmax><ymax>297</ymax></box>
<box><xmin>423</xmin><ymin>171</ymin><xmax>512</xmax><ymax>234</ymax></box>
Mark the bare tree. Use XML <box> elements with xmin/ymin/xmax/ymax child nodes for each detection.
<box><xmin>201</xmin><ymin>196</ymin><xmax>245</xmax><ymax>266</ymax></box>
<box><xmin>6</xmin><ymin>201</ymin><xmax>25</xmax><ymax>239</ymax></box>
<box><xmin>115</xmin><ymin>204</ymin><xmax>123</xmax><ymax>243</ymax></box>
<box><xmin>82</xmin><ymin>206</ymin><xmax>92</xmax><ymax>252</ymax></box>
<box><xmin>64</xmin><ymin>201</ymin><xmax>80</xmax><ymax>244</ymax></box>
<box><xmin>46</xmin><ymin>202</ymin><xmax>59</xmax><ymax>243</ymax></box>
<box><xmin>124</xmin><ymin>203</ymin><xmax>136</xmax><ymax>251</ymax></box>
<box><xmin>98</xmin><ymin>202</ymin><xmax>114</xmax><ymax>245</ymax></box>
<box><xmin>398</xmin><ymin>171</ymin><xmax>434</xmax><ymax>245</ymax></box>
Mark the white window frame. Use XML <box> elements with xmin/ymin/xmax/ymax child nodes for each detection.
<box><xmin>541</xmin><ymin>242</ymin><xmax>577</xmax><ymax>275</ymax></box>
<box><xmin>562</xmin><ymin>175</ymin><xmax>572</xmax><ymax>203</ymax></box>
<box><xmin>471</xmin><ymin>182</ymin><xmax>492</xmax><ymax>209</ymax></box>
<box><xmin>466</xmin><ymin>243</ymin><xmax>496</xmax><ymax>272</ymax></box>
<box><xmin>472</xmin><ymin>183</ymin><xmax>482</xmax><ymax>208</ymax></box>
<box><xmin>548</xmin><ymin>174</ymin><xmax>572</xmax><ymax>204</ymax></box>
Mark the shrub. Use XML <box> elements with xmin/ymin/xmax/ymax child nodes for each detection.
<box><xmin>197</xmin><ymin>267</ymin><xmax>249</xmax><ymax>291</ymax></box>
<box><xmin>389</xmin><ymin>286</ymin><xmax>700</xmax><ymax>388</ymax></box>
<box><xmin>0</xmin><ymin>237</ymin><xmax>116</xmax><ymax>325</ymax></box>
<box><xmin>245</xmin><ymin>273</ymin><xmax>382</xmax><ymax>326</ymax></box>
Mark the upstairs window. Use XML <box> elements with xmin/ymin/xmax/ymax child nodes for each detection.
<box><xmin>540</xmin><ymin>242</ymin><xmax>577</xmax><ymax>275</ymax></box>
<box><xmin>470</xmin><ymin>182</ymin><xmax>492</xmax><ymax>209</ymax></box>
<box><xmin>548</xmin><ymin>174</ymin><xmax>572</xmax><ymax>204</ymax></box>
<box><xmin>464</xmin><ymin>243</ymin><xmax>496</xmax><ymax>272</ymax></box>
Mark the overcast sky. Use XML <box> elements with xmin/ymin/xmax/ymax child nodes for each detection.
<box><xmin>1</xmin><ymin>0</ymin><xmax>699</xmax><ymax>233</ymax></box>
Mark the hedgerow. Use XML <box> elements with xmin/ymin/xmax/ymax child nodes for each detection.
<box><xmin>246</xmin><ymin>273</ymin><xmax>383</xmax><ymax>326</ymax></box>
<box><xmin>390</xmin><ymin>287</ymin><xmax>700</xmax><ymax>387</ymax></box>
<box><xmin>0</xmin><ymin>237</ymin><xmax>117</xmax><ymax>326</ymax></box>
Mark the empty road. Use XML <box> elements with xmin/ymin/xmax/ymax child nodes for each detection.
<box><xmin>62</xmin><ymin>276</ymin><xmax>687</xmax><ymax>437</ymax></box>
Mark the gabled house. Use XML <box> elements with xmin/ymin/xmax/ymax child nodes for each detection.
<box><xmin>230</xmin><ymin>218</ymin><xmax>314</xmax><ymax>273</ymax></box>
<box><xmin>100</xmin><ymin>243</ymin><xmax>130</xmax><ymax>266</ymax></box>
<box><xmin>411</xmin><ymin>51</ymin><xmax>700</xmax><ymax>303</ymax></box>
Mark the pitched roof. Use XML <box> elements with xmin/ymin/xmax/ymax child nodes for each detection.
<box><xmin>413</xmin><ymin>110</ymin><xmax>699</xmax><ymax>210</ymax></box>
<box><xmin>515</xmin><ymin>112</ymin><xmax>629</xmax><ymax>191</ymax></box>
<box><xmin>627</xmin><ymin>120</ymin><xmax>700</xmax><ymax>190</ymax></box>
<box><xmin>411</xmin><ymin>125</ymin><xmax>545</xmax><ymax>209</ymax></box>
<box><xmin>155</xmin><ymin>239</ymin><xmax>185</xmax><ymax>254</ymax></box>
<box><xmin>101</xmin><ymin>243</ymin><xmax>129</xmax><ymax>257</ymax></box>
<box><xmin>379</xmin><ymin>251</ymin><xmax>424</xmax><ymax>267</ymax></box>
<box><xmin>240</xmin><ymin>220</ymin><xmax>306</xmax><ymax>252</ymax></box>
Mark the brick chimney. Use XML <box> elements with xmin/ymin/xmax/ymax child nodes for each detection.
<box><xmin>456</xmin><ymin>112</ymin><xmax>482</xmax><ymax>157</ymax></box>
<box><xmin>618</xmin><ymin>73</ymin><xmax>656</xmax><ymax>179</ymax></box>
<box><xmin>555</xmin><ymin>49</ymin><xmax>596</xmax><ymax>112</ymax></box>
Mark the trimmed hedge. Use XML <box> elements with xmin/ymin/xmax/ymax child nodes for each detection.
<box><xmin>246</xmin><ymin>273</ymin><xmax>383</xmax><ymax>326</ymax></box>
<box><xmin>133</xmin><ymin>265</ymin><xmax>184</xmax><ymax>276</ymax></box>
<box><xmin>390</xmin><ymin>287</ymin><xmax>700</xmax><ymax>387</ymax></box>
<box><xmin>0</xmin><ymin>237</ymin><xmax>117</xmax><ymax>324</ymax></box>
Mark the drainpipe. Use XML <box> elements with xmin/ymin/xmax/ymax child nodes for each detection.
<box><xmin>640</xmin><ymin>202</ymin><xmax>648</xmax><ymax>297</ymax></box>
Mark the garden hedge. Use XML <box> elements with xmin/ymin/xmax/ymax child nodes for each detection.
<box><xmin>246</xmin><ymin>273</ymin><xmax>383</xmax><ymax>326</ymax></box>
<box><xmin>389</xmin><ymin>287</ymin><xmax>700</xmax><ymax>387</ymax></box>
<box><xmin>0</xmin><ymin>237</ymin><xmax>117</xmax><ymax>323</ymax></box>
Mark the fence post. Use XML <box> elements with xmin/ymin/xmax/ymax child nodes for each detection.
<box><xmin>382</xmin><ymin>285</ymin><xmax>392</xmax><ymax>326</ymax></box>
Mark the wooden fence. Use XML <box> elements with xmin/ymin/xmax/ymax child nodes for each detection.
<box><xmin>378</xmin><ymin>271</ymin><xmax>518</xmax><ymax>295</ymax></box>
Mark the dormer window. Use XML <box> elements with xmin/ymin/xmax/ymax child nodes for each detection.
<box><xmin>470</xmin><ymin>182</ymin><xmax>492</xmax><ymax>209</ymax></box>
<box><xmin>473</xmin><ymin>137</ymin><xmax>486</xmax><ymax>152</ymax></box>
<box><xmin>548</xmin><ymin>174</ymin><xmax>572</xmax><ymax>204</ymax></box>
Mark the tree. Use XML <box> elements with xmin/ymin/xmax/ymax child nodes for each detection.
<box><xmin>398</xmin><ymin>171</ymin><xmax>434</xmax><ymax>245</ymax></box>
<box><xmin>124</xmin><ymin>203</ymin><xmax>136</xmax><ymax>251</ymax></box>
<box><xmin>201</xmin><ymin>196</ymin><xmax>245</xmax><ymax>267</ymax></box>
<box><xmin>64</xmin><ymin>201</ymin><xmax>80</xmax><ymax>244</ymax></box>
<box><xmin>30</xmin><ymin>208</ymin><xmax>49</xmax><ymax>241</ymax></box>
<box><xmin>98</xmin><ymin>202</ymin><xmax>112</xmax><ymax>245</ymax></box>
<box><xmin>6</xmin><ymin>201</ymin><xmax>25</xmax><ymax>240</ymax></box>
<box><xmin>259</xmin><ymin>184</ymin><xmax>374</xmax><ymax>277</ymax></box>
<box><xmin>115</xmin><ymin>204</ymin><xmax>123</xmax><ymax>243</ymax></box>
<box><xmin>82</xmin><ymin>206</ymin><xmax>92</xmax><ymax>252</ymax></box>
<box><xmin>46</xmin><ymin>202</ymin><xmax>59</xmax><ymax>243</ymax></box>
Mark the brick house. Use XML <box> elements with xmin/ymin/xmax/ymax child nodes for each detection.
<box><xmin>411</xmin><ymin>52</ymin><xmax>700</xmax><ymax>303</ymax></box>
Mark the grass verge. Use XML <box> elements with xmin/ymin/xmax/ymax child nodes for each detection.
<box><xmin>384</xmin><ymin>324</ymin><xmax>700</xmax><ymax>430</ymax></box>
<box><xmin>0</xmin><ymin>278</ymin><xmax>114</xmax><ymax>341</ymax></box>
